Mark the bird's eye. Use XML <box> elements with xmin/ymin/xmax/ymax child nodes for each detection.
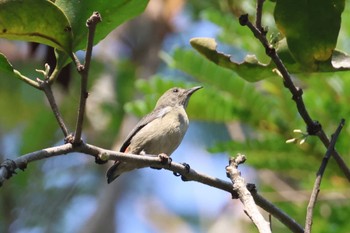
<box><xmin>172</xmin><ymin>88</ymin><xmax>179</xmax><ymax>93</ymax></box>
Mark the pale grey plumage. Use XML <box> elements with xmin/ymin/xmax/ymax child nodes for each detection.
<box><xmin>106</xmin><ymin>86</ymin><xmax>202</xmax><ymax>183</ymax></box>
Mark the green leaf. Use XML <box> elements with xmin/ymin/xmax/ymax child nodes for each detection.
<box><xmin>0</xmin><ymin>53</ymin><xmax>14</xmax><ymax>75</ymax></box>
<box><xmin>190</xmin><ymin>37</ymin><xmax>274</xmax><ymax>82</ymax></box>
<box><xmin>0</xmin><ymin>53</ymin><xmax>39</xmax><ymax>88</ymax></box>
<box><xmin>0</xmin><ymin>0</ymin><xmax>73</xmax><ymax>53</ymax></box>
<box><xmin>274</xmin><ymin>0</ymin><xmax>345</xmax><ymax>71</ymax></box>
<box><xmin>55</xmin><ymin>0</ymin><xmax>149</xmax><ymax>52</ymax></box>
<box><xmin>190</xmin><ymin>37</ymin><xmax>350</xmax><ymax>78</ymax></box>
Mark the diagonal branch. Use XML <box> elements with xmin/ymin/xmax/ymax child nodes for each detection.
<box><xmin>238</xmin><ymin>13</ymin><xmax>350</xmax><ymax>181</ymax></box>
<box><xmin>226</xmin><ymin>154</ymin><xmax>271</xmax><ymax>233</ymax></box>
<box><xmin>305</xmin><ymin>119</ymin><xmax>345</xmax><ymax>233</ymax></box>
<box><xmin>73</xmin><ymin>12</ymin><xmax>102</xmax><ymax>144</ymax></box>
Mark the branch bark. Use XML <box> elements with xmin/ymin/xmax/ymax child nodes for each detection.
<box><xmin>0</xmin><ymin>142</ymin><xmax>304</xmax><ymax>233</ymax></box>
<box><xmin>226</xmin><ymin>154</ymin><xmax>271</xmax><ymax>233</ymax></box>
<box><xmin>73</xmin><ymin>12</ymin><xmax>102</xmax><ymax>144</ymax></box>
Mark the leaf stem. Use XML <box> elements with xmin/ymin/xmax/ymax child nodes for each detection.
<box><xmin>13</xmin><ymin>70</ymin><xmax>40</xmax><ymax>89</ymax></box>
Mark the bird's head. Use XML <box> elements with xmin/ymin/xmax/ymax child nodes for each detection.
<box><xmin>155</xmin><ymin>86</ymin><xmax>202</xmax><ymax>109</ymax></box>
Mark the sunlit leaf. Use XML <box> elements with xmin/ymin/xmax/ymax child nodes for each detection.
<box><xmin>190</xmin><ymin>37</ymin><xmax>274</xmax><ymax>82</ymax></box>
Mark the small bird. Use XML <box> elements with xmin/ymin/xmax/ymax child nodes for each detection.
<box><xmin>106</xmin><ymin>86</ymin><xmax>202</xmax><ymax>183</ymax></box>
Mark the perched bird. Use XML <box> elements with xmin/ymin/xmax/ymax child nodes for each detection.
<box><xmin>106</xmin><ymin>86</ymin><xmax>202</xmax><ymax>183</ymax></box>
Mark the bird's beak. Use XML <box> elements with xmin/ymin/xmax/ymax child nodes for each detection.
<box><xmin>186</xmin><ymin>86</ymin><xmax>203</xmax><ymax>95</ymax></box>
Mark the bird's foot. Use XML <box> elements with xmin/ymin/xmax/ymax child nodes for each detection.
<box><xmin>150</xmin><ymin>153</ymin><xmax>172</xmax><ymax>170</ymax></box>
<box><xmin>173</xmin><ymin>163</ymin><xmax>190</xmax><ymax>181</ymax></box>
<box><xmin>158</xmin><ymin>153</ymin><xmax>172</xmax><ymax>165</ymax></box>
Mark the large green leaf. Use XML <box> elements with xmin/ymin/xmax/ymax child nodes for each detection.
<box><xmin>274</xmin><ymin>0</ymin><xmax>345</xmax><ymax>71</ymax></box>
<box><xmin>55</xmin><ymin>0</ymin><xmax>149</xmax><ymax>52</ymax></box>
<box><xmin>0</xmin><ymin>0</ymin><xmax>73</xmax><ymax>53</ymax></box>
<box><xmin>54</xmin><ymin>0</ymin><xmax>149</xmax><ymax>67</ymax></box>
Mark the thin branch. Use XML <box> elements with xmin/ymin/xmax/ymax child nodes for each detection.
<box><xmin>226</xmin><ymin>154</ymin><xmax>271</xmax><ymax>233</ymax></box>
<box><xmin>239</xmin><ymin>14</ymin><xmax>350</xmax><ymax>181</ymax></box>
<box><xmin>255</xmin><ymin>0</ymin><xmax>265</xmax><ymax>31</ymax></box>
<box><xmin>253</xmin><ymin>193</ymin><xmax>303</xmax><ymax>233</ymax></box>
<box><xmin>39</xmin><ymin>80</ymin><xmax>69</xmax><ymax>137</ymax></box>
<box><xmin>36</xmin><ymin>64</ymin><xmax>69</xmax><ymax>137</ymax></box>
<box><xmin>0</xmin><ymin>142</ymin><xmax>304</xmax><ymax>233</ymax></box>
<box><xmin>305</xmin><ymin>119</ymin><xmax>345</xmax><ymax>233</ymax></box>
<box><xmin>73</xmin><ymin>12</ymin><xmax>102</xmax><ymax>144</ymax></box>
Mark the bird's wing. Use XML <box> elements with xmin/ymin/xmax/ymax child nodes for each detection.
<box><xmin>120</xmin><ymin>106</ymin><xmax>172</xmax><ymax>152</ymax></box>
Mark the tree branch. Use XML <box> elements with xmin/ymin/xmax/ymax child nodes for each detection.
<box><xmin>255</xmin><ymin>0</ymin><xmax>265</xmax><ymax>31</ymax></box>
<box><xmin>0</xmin><ymin>142</ymin><xmax>304</xmax><ymax>233</ymax></box>
<box><xmin>305</xmin><ymin>119</ymin><xmax>345</xmax><ymax>233</ymax></box>
<box><xmin>73</xmin><ymin>12</ymin><xmax>102</xmax><ymax>144</ymax></box>
<box><xmin>238</xmin><ymin>13</ymin><xmax>350</xmax><ymax>182</ymax></box>
<box><xmin>36</xmin><ymin>64</ymin><xmax>69</xmax><ymax>137</ymax></box>
<box><xmin>226</xmin><ymin>154</ymin><xmax>271</xmax><ymax>233</ymax></box>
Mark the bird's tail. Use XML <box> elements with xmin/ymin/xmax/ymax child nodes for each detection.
<box><xmin>106</xmin><ymin>161</ymin><xmax>135</xmax><ymax>183</ymax></box>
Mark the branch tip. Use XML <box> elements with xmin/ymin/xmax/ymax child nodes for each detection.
<box><xmin>239</xmin><ymin>14</ymin><xmax>249</xmax><ymax>26</ymax></box>
<box><xmin>86</xmin><ymin>11</ymin><xmax>102</xmax><ymax>27</ymax></box>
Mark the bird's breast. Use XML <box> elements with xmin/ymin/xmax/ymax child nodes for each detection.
<box><xmin>129</xmin><ymin>106</ymin><xmax>189</xmax><ymax>155</ymax></box>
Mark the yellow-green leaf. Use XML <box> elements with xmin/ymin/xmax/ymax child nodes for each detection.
<box><xmin>190</xmin><ymin>37</ymin><xmax>274</xmax><ymax>82</ymax></box>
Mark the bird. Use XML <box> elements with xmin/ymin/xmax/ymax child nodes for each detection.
<box><xmin>106</xmin><ymin>86</ymin><xmax>202</xmax><ymax>183</ymax></box>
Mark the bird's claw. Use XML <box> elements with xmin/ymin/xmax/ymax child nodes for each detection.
<box><xmin>158</xmin><ymin>153</ymin><xmax>172</xmax><ymax>165</ymax></box>
<box><xmin>150</xmin><ymin>153</ymin><xmax>172</xmax><ymax>170</ymax></box>
<box><xmin>173</xmin><ymin>163</ymin><xmax>190</xmax><ymax>181</ymax></box>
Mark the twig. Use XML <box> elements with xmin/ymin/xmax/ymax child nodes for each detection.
<box><xmin>13</xmin><ymin>70</ymin><xmax>41</xmax><ymax>89</ymax></box>
<box><xmin>226</xmin><ymin>154</ymin><xmax>271</xmax><ymax>233</ymax></box>
<box><xmin>255</xmin><ymin>0</ymin><xmax>265</xmax><ymax>31</ymax></box>
<box><xmin>73</xmin><ymin>12</ymin><xmax>102</xmax><ymax>144</ymax></box>
<box><xmin>36</xmin><ymin>64</ymin><xmax>69</xmax><ymax>137</ymax></box>
<box><xmin>305</xmin><ymin>119</ymin><xmax>345</xmax><ymax>233</ymax></box>
<box><xmin>0</xmin><ymin>142</ymin><xmax>304</xmax><ymax>233</ymax></box>
<box><xmin>40</xmin><ymin>81</ymin><xmax>69</xmax><ymax>137</ymax></box>
<box><xmin>238</xmin><ymin>13</ymin><xmax>350</xmax><ymax>181</ymax></box>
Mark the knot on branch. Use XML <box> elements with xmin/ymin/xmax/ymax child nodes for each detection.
<box><xmin>95</xmin><ymin>155</ymin><xmax>108</xmax><ymax>164</ymax></box>
<box><xmin>307</xmin><ymin>121</ymin><xmax>322</xmax><ymax>136</ymax></box>
<box><xmin>247</xmin><ymin>183</ymin><xmax>257</xmax><ymax>193</ymax></box>
<box><xmin>226</xmin><ymin>153</ymin><xmax>246</xmax><ymax>178</ymax></box>
<box><xmin>265</xmin><ymin>46</ymin><xmax>275</xmax><ymax>57</ymax></box>
<box><xmin>291</xmin><ymin>87</ymin><xmax>303</xmax><ymax>101</ymax></box>
<box><xmin>64</xmin><ymin>134</ymin><xmax>75</xmax><ymax>144</ymax></box>
<box><xmin>86</xmin><ymin>11</ymin><xmax>102</xmax><ymax>27</ymax></box>
<box><xmin>0</xmin><ymin>159</ymin><xmax>21</xmax><ymax>179</ymax></box>
<box><xmin>239</xmin><ymin>14</ymin><xmax>249</xmax><ymax>26</ymax></box>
